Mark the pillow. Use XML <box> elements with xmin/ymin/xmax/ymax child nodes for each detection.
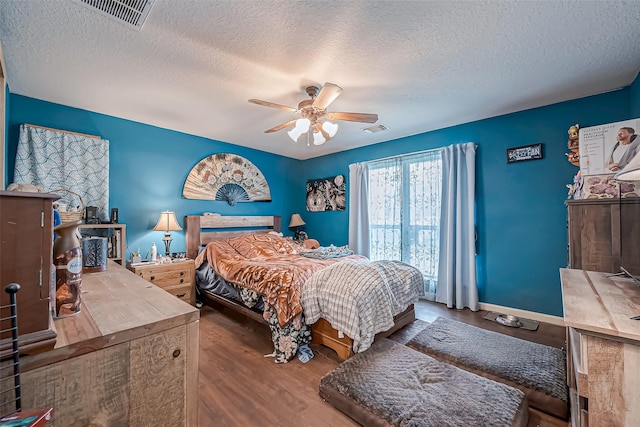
<box><xmin>303</xmin><ymin>239</ymin><xmax>320</xmax><ymax>249</ymax></box>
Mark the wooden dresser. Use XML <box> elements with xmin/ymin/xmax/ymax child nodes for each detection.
<box><xmin>566</xmin><ymin>199</ymin><xmax>640</xmax><ymax>274</ymax></box>
<box><xmin>5</xmin><ymin>261</ymin><xmax>200</xmax><ymax>426</ymax></box>
<box><xmin>129</xmin><ymin>259</ymin><xmax>196</xmax><ymax>305</ymax></box>
<box><xmin>560</xmin><ymin>268</ymin><xmax>640</xmax><ymax>427</ymax></box>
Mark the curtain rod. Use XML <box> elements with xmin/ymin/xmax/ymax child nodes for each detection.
<box><xmin>24</xmin><ymin>123</ymin><xmax>100</xmax><ymax>140</ymax></box>
<box><xmin>350</xmin><ymin>146</ymin><xmax>441</xmax><ymax>166</ymax></box>
<box><xmin>350</xmin><ymin>142</ymin><xmax>477</xmax><ymax>166</ymax></box>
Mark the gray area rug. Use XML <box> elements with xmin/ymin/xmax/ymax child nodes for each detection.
<box><xmin>407</xmin><ymin>317</ymin><xmax>567</xmax><ymax>402</ymax></box>
<box><xmin>483</xmin><ymin>312</ymin><xmax>539</xmax><ymax>331</ymax></box>
<box><xmin>320</xmin><ymin>338</ymin><xmax>527</xmax><ymax>427</ymax></box>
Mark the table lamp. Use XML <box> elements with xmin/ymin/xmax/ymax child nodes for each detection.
<box><xmin>289</xmin><ymin>213</ymin><xmax>306</xmax><ymax>242</ymax></box>
<box><xmin>153</xmin><ymin>211</ymin><xmax>182</xmax><ymax>256</ymax></box>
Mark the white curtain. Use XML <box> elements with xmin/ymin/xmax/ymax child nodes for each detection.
<box><xmin>366</xmin><ymin>152</ymin><xmax>441</xmax><ymax>299</ymax></box>
<box><xmin>348</xmin><ymin>162</ymin><xmax>370</xmax><ymax>257</ymax></box>
<box><xmin>435</xmin><ymin>142</ymin><xmax>478</xmax><ymax>310</ymax></box>
<box><xmin>13</xmin><ymin>125</ymin><xmax>110</xmax><ymax>221</ymax></box>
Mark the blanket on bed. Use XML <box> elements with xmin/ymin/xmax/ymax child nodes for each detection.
<box><xmin>302</xmin><ymin>259</ymin><xmax>424</xmax><ymax>352</ymax></box>
<box><xmin>194</xmin><ymin>234</ymin><xmax>364</xmax><ymax>327</ymax></box>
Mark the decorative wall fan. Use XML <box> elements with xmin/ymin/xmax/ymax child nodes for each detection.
<box><xmin>182</xmin><ymin>153</ymin><xmax>271</xmax><ymax>205</ymax></box>
<box><xmin>249</xmin><ymin>82</ymin><xmax>378</xmax><ymax>145</ymax></box>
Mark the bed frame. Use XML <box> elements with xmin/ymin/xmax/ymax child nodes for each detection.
<box><xmin>311</xmin><ymin>305</ymin><xmax>415</xmax><ymax>360</ymax></box>
<box><xmin>184</xmin><ymin>214</ymin><xmax>415</xmax><ymax>360</ymax></box>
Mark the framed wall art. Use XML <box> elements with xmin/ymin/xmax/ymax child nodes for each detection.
<box><xmin>506</xmin><ymin>143</ymin><xmax>543</xmax><ymax>164</ymax></box>
<box><xmin>306</xmin><ymin>175</ymin><xmax>346</xmax><ymax>212</ymax></box>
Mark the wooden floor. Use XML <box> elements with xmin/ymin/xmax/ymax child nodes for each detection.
<box><xmin>197</xmin><ymin>300</ymin><xmax>566</xmax><ymax>426</ymax></box>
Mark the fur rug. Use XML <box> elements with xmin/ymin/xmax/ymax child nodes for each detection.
<box><xmin>320</xmin><ymin>338</ymin><xmax>528</xmax><ymax>427</ymax></box>
<box><xmin>406</xmin><ymin>317</ymin><xmax>567</xmax><ymax>402</ymax></box>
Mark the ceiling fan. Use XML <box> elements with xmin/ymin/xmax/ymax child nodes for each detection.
<box><xmin>249</xmin><ymin>82</ymin><xmax>378</xmax><ymax>145</ymax></box>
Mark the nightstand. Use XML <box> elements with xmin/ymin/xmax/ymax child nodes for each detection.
<box><xmin>129</xmin><ymin>260</ymin><xmax>195</xmax><ymax>305</ymax></box>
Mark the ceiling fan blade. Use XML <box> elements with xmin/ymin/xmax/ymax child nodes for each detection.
<box><xmin>249</xmin><ymin>99</ymin><xmax>297</xmax><ymax>113</ymax></box>
<box><xmin>326</xmin><ymin>112</ymin><xmax>378</xmax><ymax>123</ymax></box>
<box><xmin>313</xmin><ymin>83</ymin><xmax>343</xmax><ymax>110</ymax></box>
<box><xmin>264</xmin><ymin>120</ymin><xmax>297</xmax><ymax>133</ymax></box>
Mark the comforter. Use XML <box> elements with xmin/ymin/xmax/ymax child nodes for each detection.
<box><xmin>194</xmin><ymin>233</ymin><xmax>363</xmax><ymax>327</ymax></box>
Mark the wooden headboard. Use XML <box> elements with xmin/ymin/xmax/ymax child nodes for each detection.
<box><xmin>185</xmin><ymin>215</ymin><xmax>282</xmax><ymax>260</ymax></box>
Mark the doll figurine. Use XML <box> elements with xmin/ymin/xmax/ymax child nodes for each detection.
<box><xmin>566</xmin><ymin>124</ymin><xmax>580</xmax><ymax>166</ymax></box>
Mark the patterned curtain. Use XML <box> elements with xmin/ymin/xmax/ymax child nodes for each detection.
<box><xmin>367</xmin><ymin>150</ymin><xmax>442</xmax><ymax>299</ymax></box>
<box><xmin>13</xmin><ymin>125</ymin><xmax>110</xmax><ymax>221</ymax></box>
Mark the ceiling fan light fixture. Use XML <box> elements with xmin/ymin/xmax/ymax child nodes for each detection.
<box><xmin>288</xmin><ymin>118</ymin><xmax>311</xmax><ymax>142</ymax></box>
<box><xmin>288</xmin><ymin>127</ymin><xmax>304</xmax><ymax>142</ymax></box>
<box><xmin>322</xmin><ymin>121</ymin><xmax>339</xmax><ymax>138</ymax></box>
<box><xmin>313</xmin><ymin>131</ymin><xmax>326</xmax><ymax>145</ymax></box>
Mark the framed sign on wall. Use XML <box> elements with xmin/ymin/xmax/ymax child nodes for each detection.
<box><xmin>506</xmin><ymin>143</ymin><xmax>543</xmax><ymax>164</ymax></box>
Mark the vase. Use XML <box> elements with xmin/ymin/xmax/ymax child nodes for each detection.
<box><xmin>53</xmin><ymin>220</ymin><xmax>83</xmax><ymax>317</ymax></box>
<box><xmin>82</xmin><ymin>236</ymin><xmax>108</xmax><ymax>272</ymax></box>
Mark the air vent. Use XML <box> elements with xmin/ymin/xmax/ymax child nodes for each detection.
<box><xmin>75</xmin><ymin>0</ymin><xmax>155</xmax><ymax>30</ymax></box>
<box><xmin>363</xmin><ymin>123</ymin><xmax>389</xmax><ymax>133</ymax></box>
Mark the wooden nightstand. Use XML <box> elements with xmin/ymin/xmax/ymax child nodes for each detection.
<box><xmin>129</xmin><ymin>260</ymin><xmax>196</xmax><ymax>305</ymax></box>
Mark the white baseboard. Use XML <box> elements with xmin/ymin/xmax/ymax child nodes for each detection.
<box><xmin>479</xmin><ymin>302</ymin><xmax>565</xmax><ymax>327</ymax></box>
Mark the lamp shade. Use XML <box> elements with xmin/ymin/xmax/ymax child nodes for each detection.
<box><xmin>322</xmin><ymin>121</ymin><xmax>339</xmax><ymax>138</ymax></box>
<box><xmin>288</xmin><ymin>118</ymin><xmax>311</xmax><ymax>142</ymax></box>
<box><xmin>153</xmin><ymin>211</ymin><xmax>182</xmax><ymax>232</ymax></box>
<box><xmin>313</xmin><ymin>131</ymin><xmax>326</xmax><ymax>146</ymax></box>
<box><xmin>615</xmin><ymin>151</ymin><xmax>640</xmax><ymax>181</ymax></box>
<box><xmin>289</xmin><ymin>213</ymin><xmax>305</xmax><ymax>228</ymax></box>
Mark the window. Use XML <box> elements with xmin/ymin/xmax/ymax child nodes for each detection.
<box><xmin>368</xmin><ymin>151</ymin><xmax>442</xmax><ymax>296</ymax></box>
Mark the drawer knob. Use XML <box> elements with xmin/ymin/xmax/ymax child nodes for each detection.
<box><xmin>177</xmin><ymin>293</ymin><xmax>186</xmax><ymax>298</ymax></box>
<box><xmin>172</xmin><ymin>349</ymin><xmax>181</xmax><ymax>358</ymax></box>
<box><xmin>150</xmin><ymin>276</ymin><xmax>155</xmax><ymax>280</ymax></box>
<box><xmin>180</xmin><ymin>279</ymin><xmax>184</xmax><ymax>284</ymax></box>
<box><xmin>180</xmin><ymin>271</ymin><xmax>184</xmax><ymax>276</ymax></box>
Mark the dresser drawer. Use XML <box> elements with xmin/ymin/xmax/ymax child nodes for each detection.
<box><xmin>129</xmin><ymin>260</ymin><xmax>196</xmax><ymax>305</ymax></box>
<box><xmin>140</xmin><ymin>268</ymin><xmax>192</xmax><ymax>288</ymax></box>
<box><xmin>163</xmin><ymin>282</ymin><xmax>193</xmax><ymax>303</ymax></box>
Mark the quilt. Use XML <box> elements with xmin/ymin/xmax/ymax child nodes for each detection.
<box><xmin>302</xmin><ymin>260</ymin><xmax>424</xmax><ymax>352</ymax></box>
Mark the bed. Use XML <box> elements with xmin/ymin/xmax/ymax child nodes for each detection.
<box><xmin>185</xmin><ymin>214</ymin><xmax>423</xmax><ymax>363</ymax></box>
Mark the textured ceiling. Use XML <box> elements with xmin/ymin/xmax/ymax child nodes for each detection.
<box><xmin>1</xmin><ymin>1</ymin><xmax>639</xmax><ymax>160</ymax></box>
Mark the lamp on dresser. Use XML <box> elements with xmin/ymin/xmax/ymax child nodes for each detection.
<box><xmin>153</xmin><ymin>211</ymin><xmax>182</xmax><ymax>256</ymax></box>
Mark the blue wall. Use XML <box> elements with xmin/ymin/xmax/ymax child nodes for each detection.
<box><xmin>5</xmin><ymin>88</ymin><xmax>636</xmax><ymax>317</ymax></box>
<box><xmin>301</xmin><ymin>90</ymin><xmax>631</xmax><ymax>316</ymax></box>
<box><xmin>7</xmin><ymin>95</ymin><xmax>301</xmax><ymax>258</ymax></box>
